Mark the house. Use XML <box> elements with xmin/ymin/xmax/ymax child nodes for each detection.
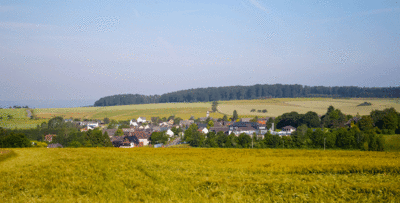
<box><xmin>130</xmin><ymin>130</ymin><xmax>151</xmax><ymax>146</ymax></box>
<box><xmin>137</xmin><ymin>117</ymin><xmax>146</xmax><ymax>123</ymax></box>
<box><xmin>80</xmin><ymin>127</ymin><xmax>88</xmax><ymax>132</ymax></box>
<box><xmin>222</xmin><ymin>121</ymin><xmax>234</xmax><ymax>126</ymax></box>
<box><xmin>79</xmin><ymin>121</ymin><xmax>99</xmax><ymax>128</ymax></box>
<box><xmin>151</xmin><ymin>126</ymin><xmax>169</xmax><ymax>132</ymax></box>
<box><xmin>228</xmin><ymin>122</ymin><xmax>261</xmax><ymax>136</ymax></box>
<box><xmin>230</xmin><ymin>126</ymin><xmax>257</xmax><ymax>136</ymax></box>
<box><xmin>102</xmin><ymin>129</ymin><xmax>117</xmax><ymax>137</ymax></box>
<box><xmin>44</xmin><ymin>134</ymin><xmax>56</xmax><ymax>142</ymax></box>
<box><xmin>120</xmin><ymin>137</ymin><xmax>135</xmax><ymax>148</ymax></box>
<box><xmin>87</xmin><ymin>122</ymin><xmax>99</xmax><ymax>129</ymax></box>
<box><xmin>168</xmin><ymin>119</ymin><xmax>174</xmax><ymax>125</ymax></box>
<box><xmin>166</xmin><ymin>129</ymin><xmax>174</xmax><ymax>137</ymax></box>
<box><xmin>111</xmin><ymin>136</ymin><xmax>125</xmax><ymax>147</ymax></box>
<box><xmin>282</xmin><ymin>126</ymin><xmax>296</xmax><ymax>134</ymax></box>
<box><xmin>257</xmin><ymin>118</ymin><xmax>267</xmax><ymax>125</ymax></box>
<box><xmin>196</xmin><ymin>123</ymin><xmax>207</xmax><ymax>129</ymax></box>
<box><xmin>198</xmin><ymin>127</ymin><xmax>209</xmax><ymax>134</ymax></box>
<box><xmin>278</xmin><ymin>131</ymin><xmax>291</xmax><ymax>136</ymax></box>
<box><xmin>258</xmin><ymin>125</ymin><xmax>268</xmax><ymax>135</ymax></box>
<box><xmin>179</xmin><ymin>120</ymin><xmax>194</xmax><ymax>127</ymax></box>
<box><xmin>209</xmin><ymin>127</ymin><xmax>229</xmax><ymax>135</ymax></box>
<box><xmin>130</xmin><ymin>119</ymin><xmax>138</xmax><ymax>127</ymax></box>
<box><xmin>47</xmin><ymin>143</ymin><xmax>63</xmax><ymax>148</ymax></box>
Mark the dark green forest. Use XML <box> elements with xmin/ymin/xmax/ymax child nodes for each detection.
<box><xmin>94</xmin><ymin>84</ymin><xmax>400</xmax><ymax>106</ymax></box>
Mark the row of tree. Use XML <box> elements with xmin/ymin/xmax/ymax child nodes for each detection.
<box><xmin>0</xmin><ymin>128</ymin><xmax>31</xmax><ymax>148</ymax></box>
<box><xmin>183</xmin><ymin>106</ymin><xmax>400</xmax><ymax>151</ymax></box>
<box><xmin>183</xmin><ymin>124</ymin><xmax>385</xmax><ymax>151</ymax></box>
<box><xmin>273</xmin><ymin>107</ymin><xmax>400</xmax><ymax>134</ymax></box>
<box><xmin>93</xmin><ymin>84</ymin><xmax>400</xmax><ymax>106</ymax></box>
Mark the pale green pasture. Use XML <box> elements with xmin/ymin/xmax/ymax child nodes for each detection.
<box><xmin>0</xmin><ymin>108</ymin><xmax>27</xmax><ymax>119</ymax></box>
<box><xmin>218</xmin><ymin>98</ymin><xmax>400</xmax><ymax>117</ymax></box>
<box><xmin>0</xmin><ymin>119</ymin><xmax>48</xmax><ymax>129</ymax></box>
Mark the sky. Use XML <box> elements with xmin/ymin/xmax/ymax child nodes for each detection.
<box><xmin>1</xmin><ymin>0</ymin><xmax>399</xmax><ymax>108</ymax></box>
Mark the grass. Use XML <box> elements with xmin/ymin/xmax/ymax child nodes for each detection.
<box><xmin>0</xmin><ymin>109</ymin><xmax>49</xmax><ymax>129</ymax></box>
<box><xmin>34</xmin><ymin>103</ymin><xmax>225</xmax><ymax>121</ymax></box>
<box><xmin>0</xmin><ymin>108</ymin><xmax>28</xmax><ymax>119</ymax></box>
<box><xmin>0</xmin><ymin>119</ymin><xmax>48</xmax><ymax>129</ymax></box>
<box><xmin>218</xmin><ymin>98</ymin><xmax>400</xmax><ymax>117</ymax></box>
<box><xmin>384</xmin><ymin>134</ymin><xmax>400</xmax><ymax>152</ymax></box>
<box><xmin>0</xmin><ymin>148</ymin><xmax>399</xmax><ymax>202</ymax></box>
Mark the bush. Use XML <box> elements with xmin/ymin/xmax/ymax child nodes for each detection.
<box><xmin>357</xmin><ymin>102</ymin><xmax>372</xmax><ymax>106</ymax></box>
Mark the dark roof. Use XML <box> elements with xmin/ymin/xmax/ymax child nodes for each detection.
<box><xmin>196</xmin><ymin>123</ymin><xmax>207</xmax><ymax>129</ymax></box>
<box><xmin>230</xmin><ymin>122</ymin><xmax>259</xmax><ymax>128</ymax></box>
<box><xmin>209</xmin><ymin>127</ymin><xmax>229</xmax><ymax>133</ymax></box>
<box><xmin>110</xmin><ymin>136</ymin><xmax>124</xmax><ymax>142</ymax></box>
<box><xmin>102</xmin><ymin>129</ymin><xmax>117</xmax><ymax>136</ymax></box>
<box><xmin>131</xmin><ymin>130</ymin><xmax>151</xmax><ymax>139</ymax></box>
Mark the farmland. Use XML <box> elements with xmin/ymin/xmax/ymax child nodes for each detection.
<box><xmin>2</xmin><ymin>97</ymin><xmax>400</xmax><ymax>129</ymax></box>
<box><xmin>34</xmin><ymin>103</ymin><xmax>224</xmax><ymax>121</ymax></box>
<box><xmin>0</xmin><ymin>148</ymin><xmax>399</xmax><ymax>202</ymax></box>
<box><xmin>218</xmin><ymin>98</ymin><xmax>400</xmax><ymax>117</ymax></box>
<box><xmin>0</xmin><ymin>108</ymin><xmax>48</xmax><ymax>129</ymax></box>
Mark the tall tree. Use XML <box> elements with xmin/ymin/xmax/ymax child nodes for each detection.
<box><xmin>232</xmin><ymin>110</ymin><xmax>238</xmax><ymax>121</ymax></box>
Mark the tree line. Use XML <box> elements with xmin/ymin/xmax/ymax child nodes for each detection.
<box><xmin>94</xmin><ymin>84</ymin><xmax>400</xmax><ymax>106</ymax></box>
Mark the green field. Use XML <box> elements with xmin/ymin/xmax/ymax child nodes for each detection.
<box><xmin>34</xmin><ymin>103</ymin><xmax>224</xmax><ymax>121</ymax></box>
<box><xmin>218</xmin><ymin>98</ymin><xmax>400</xmax><ymax>117</ymax></box>
<box><xmin>0</xmin><ymin>108</ymin><xmax>48</xmax><ymax>129</ymax></box>
<box><xmin>0</xmin><ymin>148</ymin><xmax>399</xmax><ymax>202</ymax></box>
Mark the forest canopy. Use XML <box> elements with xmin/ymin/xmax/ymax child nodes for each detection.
<box><xmin>94</xmin><ymin>84</ymin><xmax>400</xmax><ymax>106</ymax></box>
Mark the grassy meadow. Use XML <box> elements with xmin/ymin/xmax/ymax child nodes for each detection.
<box><xmin>218</xmin><ymin>98</ymin><xmax>400</xmax><ymax>117</ymax></box>
<box><xmin>0</xmin><ymin>108</ymin><xmax>48</xmax><ymax>129</ymax></box>
<box><xmin>0</xmin><ymin>148</ymin><xmax>399</xmax><ymax>202</ymax></box>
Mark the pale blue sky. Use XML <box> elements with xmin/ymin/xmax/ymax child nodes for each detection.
<box><xmin>1</xmin><ymin>0</ymin><xmax>399</xmax><ymax>106</ymax></box>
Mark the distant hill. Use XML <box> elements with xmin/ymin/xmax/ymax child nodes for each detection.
<box><xmin>93</xmin><ymin>84</ymin><xmax>400</xmax><ymax>107</ymax></box>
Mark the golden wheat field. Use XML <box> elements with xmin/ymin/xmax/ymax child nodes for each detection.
<box><xmin>0</xmin><ymin>148</ymin><xmax>399</xmax><ymax>202</ymax></box>
<box><xmin>34</xmin><ymin>103</ymin><xmax>224</xmax><ymax>121</ymax></box>
<box><xmin>218</xmin><ymin>98</ymin><xmax>400</xmax><ymax>117</ymax></box>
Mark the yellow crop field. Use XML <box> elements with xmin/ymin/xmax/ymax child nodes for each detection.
<box><xmin>218</xmin><ymin>98</ymin><xmax>400</xmax><ymax>117</ymax></box>
<box><xmin>0</xmin><ymin>148</ymin><xmax>399</xmax><ymax>202</ymax></box>
<box><xmin>35</xmin><ymin>103</ymin><xmax>224</xmax><ymax>120</ymax></box>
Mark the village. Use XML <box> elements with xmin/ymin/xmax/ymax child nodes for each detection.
<box><xmin>43</xmin><ymin>111</ymin><xmax>296</xmax><ymax>148</ymax></box>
